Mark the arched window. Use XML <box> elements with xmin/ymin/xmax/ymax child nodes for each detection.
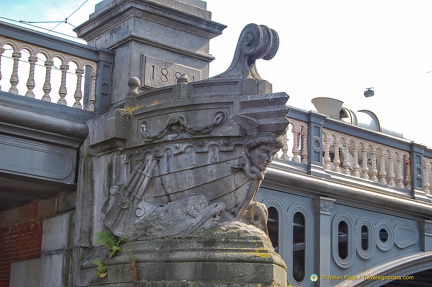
<box><xmin>361</xmin><ymin>225</ymin><xmax>369</xmax><ymax>251</ymax></box>
<box><xmin>293</xmin><ymin>212</ymin><xmax>305</xmax><ymax>282</ymax></box>
<box><xmin>267</xmin><ymin>207</ymin><xmax>279</xmax><ymax>252</ymax></box>
<box><xmin>332</xmin><ymin>213</ymin><xmax>355</xmax><ymax>269</ymax></box>
<box><xmin>356</xmin><ymin>217</ymin><xmax>375</xmax><ymax>260</ymax></box>
<box><xmin>338</xmin><ymin>220</ymin><xmax>349</xmax><ymax>259</ymax></box>
<box><xmin>287</xmin><ymin>203</ymin><xmax>313</xmax><ymax>285</ymax></box>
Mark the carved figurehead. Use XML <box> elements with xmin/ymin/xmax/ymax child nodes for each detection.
<box><xmin>101</xmin><ymin>23</ymin><xmax>289</xmax><ymax>240</ymax></box>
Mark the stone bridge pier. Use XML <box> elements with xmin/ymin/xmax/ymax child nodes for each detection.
<box><xmin>72</xmin><ymin>0</ymin><xmax>289</xmax><ymax>286</ymax></box>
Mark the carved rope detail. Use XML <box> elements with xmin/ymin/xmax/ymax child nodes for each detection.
<box><xmin>140</xmin><ymin>111</ymin><xmax>227</xmax><ymax>142</ymax></box>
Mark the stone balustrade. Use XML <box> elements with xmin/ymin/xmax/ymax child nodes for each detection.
<box><xmin>321</xmin><ymin>129</ymin><xmax>411</xmax><ymax>189</ymax></box>
<box><xmin>0</xmin><ymin>36</ymin><xmax>96</xmax><ymax>110</ymax></box>
<box><xmin>0</xmin><ymin>21</ymin><xmax>113</xmax><ymax>112</ymax></box>
<box><xmin>280</xmin><ymin>118</ymin><xmax>309</xmax><ymax>164</ymax></box>
<box><xmin>278</xmin><ymin>108</ymin><xmax>432</xmax><ymax>198</ymax></box>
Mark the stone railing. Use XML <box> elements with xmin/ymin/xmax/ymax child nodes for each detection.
<box><xmin>0</xmin><ymin>21</ymin><xmax>113</xmax><ymax>112</ymax></box>
<box><xmin>278</xmin><ymin>107</ymin><xmax>432</xmax><ymax>198</ymax></box>
<box><xmin>279</xmin><ymin>118</ymin><xmax>309</xmax><ymax>164</ymax></box>
<box><xmin>321</xmin><ymin>129</ymin><xmax>411</xmax><ymax>189</ymax></box>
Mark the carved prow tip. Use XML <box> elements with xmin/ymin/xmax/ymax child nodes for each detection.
<box><xmin>215</xmin><ymin>23</ymin><xmax>279</xmax><ymax>80</ymax></box>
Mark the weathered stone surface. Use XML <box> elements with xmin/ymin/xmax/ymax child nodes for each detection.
<box><xmin>80</xmin><ymin>222</ymin><xmax>287</xmax><ymax>286</ymax></box>
<box><xmin>75</xmin><ymin>0</ymin><xmax>226</xmax><ymax>105</ymax></box>
<box><xmin>80</xmin><ymin>21</ymin><xmax>289</xmax><ymax>286</ymax></box>
<box><xmin>98</xmin><ymin>23</ymin><xmax>288</xmax><ymax>241</ymax></box>
<box><xmin>40</xmin><ymin>252</ymin><xmax>69</xmax><ymax>287</ymax></box>
<box><xmin>10</xmin><ymin>258</ymin><xmax>41</xmax><ymax>287</ymax></box>
<box><xmin>41</xmin><ymin>211</ymin><xmax>74</xmax><ymax>253</ymax></box>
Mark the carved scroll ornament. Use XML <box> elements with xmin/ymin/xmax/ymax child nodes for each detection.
<box><xmin>215</xmin><ymin>23</ymin><xmax>279</xmax><ymax>80</ymax></box>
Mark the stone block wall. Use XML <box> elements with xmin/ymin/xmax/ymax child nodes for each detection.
<box><xmin>0</xmin><ymin>191</ymin><xmax>76</xmax><ymax>287</ymax></box>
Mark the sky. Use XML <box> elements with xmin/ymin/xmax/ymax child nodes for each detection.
<box><xmin>1</xmin><ymin>0</ymin><xmax>432</xmax><ymax>147</ymax></box>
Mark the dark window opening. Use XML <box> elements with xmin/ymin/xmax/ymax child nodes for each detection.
<box><xmin>267</xmin><ymin>207</ymin><xmax>279</xmax><ymax>251</ymax></box>
<box><xmin>361</xmin><ymin>225</ymin><xmax>368</xmax><ymax>251</ymax></box>
<box><xmin>293</xmin><ymin>212</ymin><xmax>305</xmax><ymax>282</ymax></box>
<box><xmin>338</xmin><ymin>221</ymin><xmax>348</xmax><ymax>259</ymax></box>
<box><xmin>379</xmin><ymin>228</ymin><xmax>388</xmax><ymax>242</ymax></box>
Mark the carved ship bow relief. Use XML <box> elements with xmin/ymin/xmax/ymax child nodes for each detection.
<box><xmin>102</xmin><ymin>24</ymin><xmax>289</xmax><ymax>240</ymax></box>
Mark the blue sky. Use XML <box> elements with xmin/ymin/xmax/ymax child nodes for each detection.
<box><xmin>2</xmin><ymin>0</ymin><xmax>432</xmax><ymax>146</ymax></box>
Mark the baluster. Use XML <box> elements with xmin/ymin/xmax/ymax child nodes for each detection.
<box><xmin>279</xmin><ymin>134</ymin><xmax>289</xmax><ymax>160</ymax></box>
<box><xmin>0</xmin><ymin>47</ymin><xmax>5</xmax><ymax>91</ymax></box>
<box><xmin>57</xmin><ymin>64</ymin><xmax>69</xmax><ymax>105</ymax></box>
<box><xmin>378</xmin><ymin>150</ymin><xmax>387</xmax><ymax>185</ymax></box>
<box><xmin>370</xmin><ymin>149</ymin><xmax>378</xmax><ymax>182</ymax></box>
<box><xmin>342</xmin><ymin>141</ymin><xmax>351</xmax><ymax>175</ymax></box>
<box><xmin>323</xmin><ymin>134</ymin><xmax>331</xmax><ymax>170</ymax></box>
<box><xmin>291</xmin><ymin>125</ymin><xmax>300</xmax><ymax>163</ymax></box>
<box><xmin>388</xmin><ymin>152</ymin><xmax>396</xmax><ymax>187</ymax></box>
<box><xmin>73</xmin><ymin>68</ymin><xmax>84</xmax><ymax>109</ymax></box>
<box><xmin>88</xmin><ymin>71</ymin><xmax>96</xmax><ymax>111</ymax></box>
<box><xmin>361</xmin><ymin>144</ymin><xmax>369</xmax><ymax>179</ymax></box>
<box><xmin>42</xmin><ymin>59</ymin><xmax>53</xmax><ymax>102</ymax></box>
<box><xmin>25</xmin><ymin>56</ymin><xmax>38</xmax><ymax>98</ymax></box>
<box><xmin>301</xmin><ymin>126</ymin><xmax>308</xmax><ymax>164</ymax></box>
<box><xmin>396</xmin><ymin>153</ymin><xmax>405</xmax><ymax>188</ymax></box>
<box><xmin>9</xmin><ymin>51</ymin><xmax>21</xmax><ymax>94</ymax></box>
<box><xmin>333</xmin><ymin>138</ymin><xmax>341</xmax><ymax>173</ymax></box>
<box><xmin>352</xmin><ymin>143</ymin><xmax>360</xmax><ymax>177</ymax></box>
<box><xmin>405</xmin><ymin>156</ymin><xmax>411</xmax><ymax>190</ymax></box>
<box><xmin>423</xmin><ymin>160</ymin><xmax>430</xmax><ymax>194</ymax></box>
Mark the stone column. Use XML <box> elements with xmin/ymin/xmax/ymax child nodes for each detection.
<box><xmin>313</xmin><ymin>197</ymin><xmax>336</xmax><ymax>287</ymax></box>
<box><xmin>74</xmin><ymin>0</ymin><xmax>226</xmax><ymax>105</ymax></box>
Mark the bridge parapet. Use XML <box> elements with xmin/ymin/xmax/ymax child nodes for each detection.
<box><xmin>0</xmin><ymin>20</ymin><xmax>113</xmax><ymax>113</ymax></box>
<box><xmin>0</xmin><ymin>20</ymin><xmax>114</xmax><ymax>210</ymax></box>
<box><xmin>277</xmin><ymin>106</ymin><xmax>432</xmax><ymax>202</ymax></box>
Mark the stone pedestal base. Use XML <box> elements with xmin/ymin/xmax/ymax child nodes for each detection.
<box><xmin>80</xmin><ymin>222</ymin><xmax>287</xmax><ymax>286</ymax></box>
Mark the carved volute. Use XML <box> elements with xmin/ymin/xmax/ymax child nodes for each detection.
<box><xmin>214</xmin><ymin>23</ymin><xmax>279</xmax><ymax>81</ymax></box>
